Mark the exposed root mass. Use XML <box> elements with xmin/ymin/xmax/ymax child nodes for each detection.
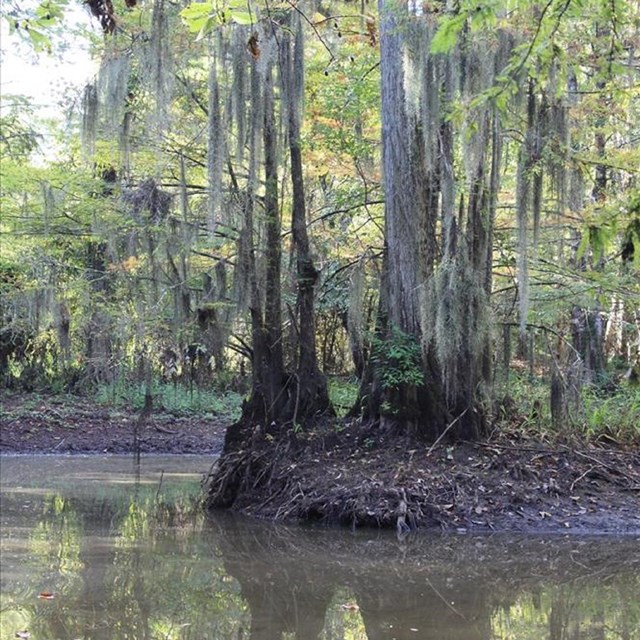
<box><xmin>206</xmin><ymin>419</ymin><xmax>640</xmax><ymax>535</ymax></box>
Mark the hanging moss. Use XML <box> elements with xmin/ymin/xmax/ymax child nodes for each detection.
<box><xmin>516</xmin><ymin>151</ymin><xmax>530</xmax><ymax>339</ymax></box>
<box><xmin>515</xmin><ymin>80</ymin><xmax>541</xmax><ymax>338</ymax></box>
<box><xmin>548</xmin><ymin>99</ymin><xmax>568</xmax><ymax>215</ymax></box>
<box><xmin>233</xmin><ymin>46</ymin><xmax>265</xmax><ymax>314</ymax></box>
<box><xmin>120</xmin><ymin>110</ymin><xmax>131</xmax><ymax>180</ymax></box>
<box><xmin>98</xmin><ymin>53</ymin><xmax>130</xmax><ymax>134</ymax></box>
<box><xmin>207</xmin><ymin>57</ymin><xmax>224</xmax><ymax>234</ymax></box>
<box><xmin>80</xmin><ymin>82</ymin><xmax>98</xmax><ymax>159</ymax></box>
<box><xmin>231</xmin><ymin>27</ymin><xmax>248</xmax><ymax>164</ymax></box>
<box><xmin>347</xmin><ymin>260</ymin><xmax>365</xmax><ymax>375</ymax></box>
<box><xmin>41</xmin><ymin>181</ymin><xmax>55</xmax><ymax>235</ymax></box>
<box><xmin>143</xmin><ymin>0</ymin><xmax>173</xmax><ymax>133</ymax></box>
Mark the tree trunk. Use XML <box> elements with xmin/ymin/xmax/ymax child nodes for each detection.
<box><xmin>282</xmin><ymin>19</ymin><xmax>332</xmax><ymax>422</ymax></box>
<box><xmin>84</xmin><ymin>240</ymin><xmax>113</xmax><ymax>383</ymax></box>
<box><xmin>226</xmin><ymin>59</ymin><xmax>290</xmax><ymax>447</ymax></box>
<box><xmin>377</xmin><ymin>0</ymin><xmax>446</xmax><ymax>437</ymax></box>
<box><xmin>224</xmin><ymin>33</ymin><xmax>334</xmax><ymax>453</ymax></box>
<box><xmin>373</xmin><ymin>1</ymin><xmax>500</xmax><ymax>441</ymax></box>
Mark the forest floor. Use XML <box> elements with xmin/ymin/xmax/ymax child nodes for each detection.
<box><xmin>0</xmin><ymin>391</ymin><xmax>228</xmax><ymax>455</ymax></box>
<box><xmin>2</xmin><ymin>391</ymin><xmax>639</xmax><ymax>535</ymax></box>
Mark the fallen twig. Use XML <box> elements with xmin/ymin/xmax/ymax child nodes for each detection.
<box><xmin>427</xmin><ymin>409</ymin><xmax>469</xmax><ymax>457</ymax></box>
<box><xmin>570</xmin><ymin>466</ymin><xmax>594</xmax><ymax>493</ymax></box>
<box><xmin>154</xmin><ymin>424</ymin><xmax>178</xmax><ymax>435</ymax></box>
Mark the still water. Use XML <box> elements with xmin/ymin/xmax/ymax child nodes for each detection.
<box><xmin>1</xmin><ymin>455</ymin><xmax>638</xmax><ymax>640</ymax></box>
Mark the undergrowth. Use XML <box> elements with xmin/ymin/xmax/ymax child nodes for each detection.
<box><xmin>580</xmin><ymin>386</ymin><xmax>640</xmax><ymax>443</ymax></box>
<box><xmin>328</xmin><ymin>377</ymin><xmax>359</xmax><ymax>418</ymax></box>
<box><xmin>95</xmin><ymin>380</ymin><xmax>243</xmax><ymax>419</ymax></box>
<box><xmin>496</xmin><ymin>373</ymin><xmax>640</xmax><ymax>444</ymax></box>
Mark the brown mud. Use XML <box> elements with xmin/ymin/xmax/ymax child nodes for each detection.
<box><xmin>2</xmin><ymin>392</ymin><xmax>639</xmax><ymax>535</ymax></box>
<box><xmin>0</xmin><ymin>392</ymin><xmax>227</xmax><ymax>455</ymax></box>
<box><xmin>207</xmin><ymin>419</ymin><xmax>640</xmax><ymax>536</ymax></box>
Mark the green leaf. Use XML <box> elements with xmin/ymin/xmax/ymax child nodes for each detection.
<box><xmin>430</xmin><ymin>13</ymin><xmax>466</xmax><ymax>54</ymax></box>
<box><xmin>180</xmin><ymin>2</ymin><xmax>215</xmax><ymax>32</ymax></box>
<box><xmin>576</xmin><ymin>231</ymin><xmax>590</xmax><ymax>262</ymax></box>
<box><xmin>35</xmin><ymin>1</ymin><xmax>64</xmax><ymax>22</ymax></box>
<box><xmin>195</xmin><ymin>15</ymin><xmax>220</xmax><ymax>40</ymax></box>
<box><xmin>230</xmin><ymin>8</ymin><xmax>253</xmax><ymax>25</ymax></box>
<box><xmin>26</xmin><ymin>27</ymin><xmax>51</xmax><ymax>51</ymax></box>
<box><xmin>181</xmin><ymin>0</ymin><xmax>256</xmax><ymax>33</ymax></box>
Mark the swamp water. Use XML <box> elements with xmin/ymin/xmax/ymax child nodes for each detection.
<box><xmin>0</xmin><ymin>455</ymin><xmax>638</xmax><ymax>640</ymax></box>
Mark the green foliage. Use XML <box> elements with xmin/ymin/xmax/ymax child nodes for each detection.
<box><xmin>328</xmin><ymin>376</ymin><xmax>358</xmax><ymax>417</ymax></box>
<box><xmin>497</xmin><ymin>372</ymin><xmax>640</xmax><ymax>445</ymax></box>
<box><xmin>498</xmin><ymin>373</ymin><xmax>554</xmax><ymax>437</ymax></box>
<box><xmin>581</xmin><ymin>386</ymin><xmax>640</xmax><ymax>443</ymax></box>
<box><xmin>3</xmin><ymin>329</ymin><xmax>84</xmax><ymax>394</ymax></box>
<box><xmin>95</xmin><ymin>380</ymin><xmax>242</xmax><ymax>418</ymax></box>
<box><xmin>621</xmin><ymin>193</ymin><xmax>640</xmax><ymax>268</ymax></box>
<box><xmin>577</xmin><ymin>224</ymin><xmax>615</xmax><ymax>264</ymax></box>
<box><xmin>0</xmin><ymin>254</ymin><xmax>27</xmax><ymax>290</ymax></box>
<box><xmin>430</xmin><ymin>5</ymin><xmax>497</xmax><ymax>55</ymax></box>
<box><xmin>623</xmin><ymin>218</ymin><xmax>640</xmax><ymax>268</ymax></box>
<box><xmin>430</xmin><ymin>13</ymin><xmax>467</xmax><ymax>54</ymax></box>
<box><xmin>371</xmin><ymin>326</ymin><xmax>424</xmax><ymax>390</ymax></box>
<box><xmin>0</xmin><ymin>96</ymin><xmax>42</xmax><ymax>160</ymax></box>
<box><xmin>5</xmin><ymin>4</ymin><xmax>58</xmax><ymax>52</ymax></box>
<box><xmin>180</xmin><ymin>0</ymin><xmax>258</xmax><ymax>38</ymax></box>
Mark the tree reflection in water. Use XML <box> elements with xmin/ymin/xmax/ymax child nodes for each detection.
<box><xmin>1</xmin><ymin>456</ymin><xmax>639</xmax><ymax>640</ymax></box>
<box><xmin>211</xmin><ymin>516</ymin><xmax>640</xmax><ymax>640</ymax></box>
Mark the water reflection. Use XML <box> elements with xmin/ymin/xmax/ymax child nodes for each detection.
<box><xmin>1</xmin><ymin>456</ymin><xmax>638</xmax><ymax>640</ymax></box>
<box><xmin>214</xmin><ymin>517</ymin><xmax>640</xmax><ymax>640</ymax></box>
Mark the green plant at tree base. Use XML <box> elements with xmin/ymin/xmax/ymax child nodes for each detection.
<box><xmin>328</xmin><ymin>377</ymin><xmax>359</xmax><ymax>418</ymax></box>
<box><xmin>371</xmin><ymin>326</ymin><xmax>424</xmax><ymax>391</ymax></box>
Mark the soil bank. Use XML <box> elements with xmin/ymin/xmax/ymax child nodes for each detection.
<box><xmin>207</xmin><ymin>419</ymin><xmax>640</xmax><ymax>536</ymax></box>
<box><xmin>2</xmin><ymin>392</ymin><xmax>639</xmax><ymax>536</ymax></box>
<box><xmin>0</xmin><ymin>392</ymin><xmax>227</xmax><ymax>455</ymax></box>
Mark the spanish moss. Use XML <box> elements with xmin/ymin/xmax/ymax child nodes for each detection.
<box><xmin>144</xmin><ymin>0</ymin><xmax>173</xmax><ymax>133</ymax></box>
<box><xmin>516</xmin><ymin>150</ymin><xmax>530</xmax><ymax>339</ymax></box>
<box><xmin>231</xmin><ymin>27</ymin><xmax>248</xmax><ymax>164</ymax></box>
<box><xmin>98</xmin><ymin>53</ymin><xmax>130</xmax><ymax>134</ymax></box>
<box><xmin>207</xmin><ymin>56</ymin><xmax>224</xmax><ymax>235</ymax></box>
<box><xmin>80</xmin><ymin>82</ymin><xmax>98</xmax><ymax>159</ymax></box>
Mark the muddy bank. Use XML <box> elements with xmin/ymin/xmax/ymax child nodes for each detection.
<box><xmin>2</xmin><ymin>393</ymin><xmax>639</xmax><ymax>535</ymax></box>
<box><xmin>207</xmin><ymin>419</ymin><xmax>640</xmax><ymax>535</ymax></box>
<box><xmin>0</xmin><ymin>392</ymin><xmax>228</xmax><ymax>455</ymax></box>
